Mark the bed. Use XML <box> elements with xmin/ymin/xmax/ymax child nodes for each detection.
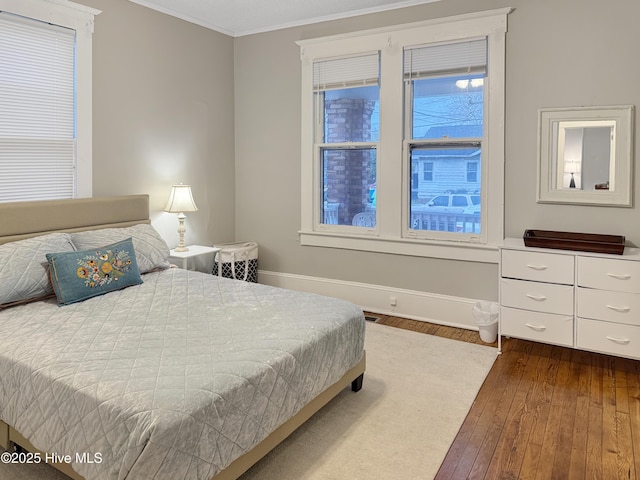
<box><xmin>0</xmin><ymin>195</ymin><xmax>366</xmax><ymax>480</ymax></box>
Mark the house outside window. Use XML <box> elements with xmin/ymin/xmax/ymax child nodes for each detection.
<box><xmin>0</xmin><ymin>0</ymin><xmax>99</xmax><ymax>203</ymax></box>
<box><xmin>298</xmin><ymin>9</ymin><xmax>509</xmax><ymax>262</ymax></box>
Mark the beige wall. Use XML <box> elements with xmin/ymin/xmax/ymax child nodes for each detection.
<box><xmin>234</xmin><ymin>0</ymin><xmax>640</xmax><ymax>301</ymax></box>
<box><xmin>82</xmin><ymin>0</ymin><xmax>236</xmax><ymax>250</ymax></box>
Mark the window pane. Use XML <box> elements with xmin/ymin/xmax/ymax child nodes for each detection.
<box><xmin>410</xmin><ymin>145</ymin><xmax>481</xmax><ymax>234</ymax></box>
<box><xmin>322</xmin><ymin>148</ymin><xmax>376</xmax><ymax>227</ymax></box>
<box><xmin>411</xmin><ymin>75</ymin><xmax>483</xmax><ymax>140</ymax></box>
<box><xmin>467</xmin><ymin>162</ymin><xmax>478</xmax><ymax>182</ymax></box>
<box><xmin>423</xmin><ymin>162</ymin><xmax>433</xmax><ymax>181</ymax></box>
<box><xmin>408</xmin><ymin>73</ymin><xmax>483</xmax><ymax>234</ymax></box>
<box><xmin>320</xmin><ymin>86</ymin><xmax>379</xmax><ymax>143</ymax></box>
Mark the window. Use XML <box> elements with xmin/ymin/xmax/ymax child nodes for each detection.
<box><xmin>404</xmin><ymin>38</ymin><xmax>486</xmax><ymax>238</ymax></box>
<box><xmin>467</xmin><ymin>162</ymin><xmax>478</xmax><ymax>183</ymax></box>
<box><xmin>298</xmin><ymin>9</ymin><xmax>509</xmax><ymax>262</ymax></box>
<box><xmin>423</xmin><ymin>162</ymin><xmax>433</xmax><ymax>182</ymax></box>
<box><xmin>314</xmin><ymin>54</ymin><xmax>379</xmax><ymax>227</ymax></box>
<box><xmin>0</xmin><ymin>0</ymin><xmax>99</xmax><ymax>203</ymax></box>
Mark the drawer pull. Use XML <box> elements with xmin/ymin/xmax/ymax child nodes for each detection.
<box><xmin>606</xmin><ymin>304</ymin><xmax>631</xmax><ymax>313</ymax></box>
<box><xmin>525</xmin><ymin>323</ymin><xmax>547</xmax><ymax>332</ymax></box>
<box><xmin>605</xmin><ymin>335</ymin><xmax>631</xmax><ymax>345</ymax></box>
<box><xmin>526</xmin><ymin>264</ymin><xmax>548</xmax><ymax>271</ymax></box>
<box><xmin>526</xmin><ymin>293</ymin><xmax>547</xmax><ymax>302</ymax></box>
<box><xmin>606</xmin><ymin>272</ymin><xmax>632</xmax><ymax>280</ymax></box>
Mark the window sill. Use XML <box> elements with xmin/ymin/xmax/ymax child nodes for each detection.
<box><xmin>299</xmin><ymin>230</ymin><xmax>499</xmax><ymax>264</ymax></box>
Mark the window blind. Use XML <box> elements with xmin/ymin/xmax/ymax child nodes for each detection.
<box><xmin>313</xmin><ymin>52</ymin><xmax>379</xmax><ymax>91</ymax></box>
<box><xmin>0</xmin><ymin>12</ymin><xmax>76</xmax><ymax>202</ymax></box>
<box><xmin>404</xmin><ymin>38</ymin><xmax>487</xmax><ymax>80</ymax></box>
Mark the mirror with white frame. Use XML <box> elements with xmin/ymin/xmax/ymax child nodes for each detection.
<box><xmin>537</xmin><ymin>105</ymin><xmax>634</xmax><ymax>206</ymax></box>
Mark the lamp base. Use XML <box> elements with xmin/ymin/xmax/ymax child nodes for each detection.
<box><xmin>175</xmin><ymin>213</ymin><xmax>189</xmax><ymax>252</ymax></box>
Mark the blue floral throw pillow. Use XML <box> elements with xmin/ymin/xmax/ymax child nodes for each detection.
<box><xmin>46</xmin><ymin>238</ymin><xmax>143</xmax><ymax>306</ymax></box>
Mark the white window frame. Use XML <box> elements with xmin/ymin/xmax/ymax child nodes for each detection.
<box><xmin>297</xmin><ymin>8</ymin><xmax>510</xmax><ymax>263</ymax></box>
<box><xmin>0</xmin><ymin>0</ymin><xmax>100</xmax><ymax>199</ymax></box>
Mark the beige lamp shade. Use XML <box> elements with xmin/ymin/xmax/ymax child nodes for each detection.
<box><xmin>164</xmin><ymin>184</ymin><xmax>198</xmax><ymax>213</ymax></box>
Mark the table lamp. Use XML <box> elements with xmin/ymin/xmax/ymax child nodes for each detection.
<box><xmin>164</xmin><ymin>184</ymin><xmax>198</xmax><ymax>252</ymax></box>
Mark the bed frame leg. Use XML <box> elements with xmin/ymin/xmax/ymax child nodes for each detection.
<box><xmin>351</xmin><ymin>374</ymin><xmax>364</xmax><ymax>392</ymax></box>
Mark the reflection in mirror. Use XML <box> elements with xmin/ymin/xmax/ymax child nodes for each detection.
<box><xmin>537</xmin><ymin>105</ymin><xmax>634</xmax><ymax>206</ymax></box>
<box><xmin>552</xmin><ymin>121</ymin><xmax>615</xmax><ymax>191</ymax></box>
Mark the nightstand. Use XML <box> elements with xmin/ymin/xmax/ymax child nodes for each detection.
<box><xmin>169</xmin><ymin>245</ymin><xmax>220</xmax><ymax>271</ymax></box>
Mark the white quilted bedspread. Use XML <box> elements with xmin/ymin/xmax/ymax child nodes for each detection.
<box><xmin>0</xmin><ymin>268</ymin><xmax>365</xmax><ymax>479</ymax></box>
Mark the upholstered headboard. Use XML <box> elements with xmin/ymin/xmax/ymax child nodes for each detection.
<box><xmin>0</xmin><ymin>195</ymin><xmax>150</xmax><ymax>244</ymax></box>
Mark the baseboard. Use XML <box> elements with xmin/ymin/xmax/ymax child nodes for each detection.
<box><xmin>258</xmin><ymin>270</ymin><xmax>483</xmax><ymax>331</ymax></box>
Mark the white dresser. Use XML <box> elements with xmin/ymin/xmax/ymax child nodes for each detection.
<box><xmin>499</xmin><ymin>238</ymin><xmax>640</xmax><ymax>360</ymax></box>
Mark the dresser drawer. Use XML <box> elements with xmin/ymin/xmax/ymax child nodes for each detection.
<box><xmin>501</xmin><ymin>307</ymin><xmax>573</xmax><ymax>347</ymax></box>
<box><xmin>576</xmin><ymin>317</ymin><xmax>640</xmax><ymax>360</ymax></box>
<box><xmin>576</xmin><ymin>287</ymin><xmax>640</xmax><ymax>326</ymax></box>
<box><xmin>501</xmin><ymin>250</ymin><xmax>574</xmax><ymax>285</ymax></box>
<box><xmin>577</xmin><ymin>256</ymin><xmax>640</xmax><ymax>293</ymax></box>
<box><xmin>501</xmin><ymin>278</ymin><xmax>573</xmax><ymax>315</ymax></box>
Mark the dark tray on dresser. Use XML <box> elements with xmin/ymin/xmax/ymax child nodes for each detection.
<box><xmin>523</xmin><ymin>229</ymin><xmax>625</xmax><ymax>255</ymax></box>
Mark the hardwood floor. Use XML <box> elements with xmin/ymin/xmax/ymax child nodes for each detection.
<box><xmin>368</xmin><ymin>312</ymin><xmax>640</xmax><ymax>480</ymax></box>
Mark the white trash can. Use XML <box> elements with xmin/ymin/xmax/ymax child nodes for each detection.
<box><xmin>472</xmin><ymin>301</ymin><xmax>499</xmax><ymax>343</ymax></box>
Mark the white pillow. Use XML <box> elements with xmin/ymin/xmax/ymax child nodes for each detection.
<box><xmin>71</xmin><ymin>224</ymin><xmax>170</xmax><ymax>274</ymax></box>
<box><xmin>0</xmin><ymin>233</ymin><xmax>75</xmax><ymax>306</ymax></box>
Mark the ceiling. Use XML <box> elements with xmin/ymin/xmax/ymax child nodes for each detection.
<box><xmin>128</xmin><ymin>0</ymin><xmax>441</xmax><ymax>37</ymax></box>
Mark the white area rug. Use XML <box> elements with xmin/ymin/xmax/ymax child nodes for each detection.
<box><xmin>0</xmin><ymin>322</ymin><xmax>497</xmax><ymax>480</ymax></box>
<box><xmin>239</xmin><ymin>322</ymin><xmax>498</xmax><ymax>480</ymax></box>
